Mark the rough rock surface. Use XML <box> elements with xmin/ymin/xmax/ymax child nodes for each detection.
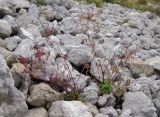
<box><xmin>27</xmin><ymin>83</ymin><xmax>62</xmax><ymax>107</ymax></box>
<box><xmin>0</xmin><ymin>0</ymin><xmax>160</xmax><ymax>116</ymax></box>
<box><xmin>48</xmin><ymin>101</ymin><xmax>93</xmax><ymax>117</ymax></box>
<box><xmin>0</xmin><ymin>19</ymin><xmax>12</xmax><ymax>38</ymax></box>
<box><xmin>123</xmin><ymin>91</ymin><xmax>157</xmax><ymax>117</ymax></box>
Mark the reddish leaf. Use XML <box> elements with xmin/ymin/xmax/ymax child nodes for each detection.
<box><xmin>35</xmin><ymin>50</ymin><xmax>45</xmax><ymax>58</ymax></box>
<box><xmin>18</xmin><ymin>56</ymin><xmax>30</xmax><ymax>64</ymax></box>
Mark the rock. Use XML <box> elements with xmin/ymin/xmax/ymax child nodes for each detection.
<box><xmin>0</xmin><ymin>55</ymin><xmax>28</xmax><ymax>117</ymax></box>
<box><xmin>14</xmin><ymin>39</ymin><xmax>35</xmax><ymax>58</ymax></box>
<box><xmin>95</xmin><ymin>114</ymin><xmax>109</xmax><ymax>117</ymax></box>
<box><xmin>82</xmin><ymin>83</ymin><xmax>99</xmax><ymax>104</ymax></box>
<box><xmin>27</xmin><ymin>83</ymin><xmax>62</xmax><ymax>107</ymax></box>
<box><xmin>113</xmin><ymin>45</ymin><xmax>126</xmax><ymax>57</ymax></box>
<box><xmin>128</xmin><ymin>59</ymin><xmax>154</xmax><ymax>77</ymax></box>
<box><xmin>145</xmin><ymin>56</ymin><xmax>160</xmax><ymax>71</ymax></box>
<box><xmin>24</xmin><ymin>108</ymin><xmax>48</xmax><ymax>117</ymax></box>
<box><xmin>48</xmin><ymin>101</ymin><xmax>93</xmax><ymax>117</ymax></box>
<box><xmin>3</xmin><ymin>15</ymin><xmax>18</xmax><ymax>35</ymax></box>
<box><xmin>153</xmin><ymin>98</ymin><xmax>160</xmax><ymax>116</ymax></box>
<box><xmin>11</xmin><ymin>63</ymin><xmax>25</xmax><ymax>88</ymax></box>
<box><xmin>67</xmin><ymin>45</ymin><xmax>94</xmax><ymax>66</ymax></box>
<box><xmin>53</xmin><ymin>57</ymin><xmax>90</xmax><ymax>89</ymax></box>
<box><xmin>122</xmin><ymin>91</ymin><xmax>157</xmax><ymax>117</ymax></box>
<box><xmin>40</xmin><ymin>5</ymin><xmax>54</xmax><ymax>21</ymax></box>
<box><xmin>90</xmin><ymin>58</ymin><xmax>111</xmax><ymax>82</ymax></box>
<box><xmin>19</xmin><ymin>74</ymin><xmax>31</xmax><ymax>98</ymax></box>
<box><xmin>18</xmin><ymin>8</ymin><xmax>27</xmax><ymax>15</ymax></box>
<box><xmin>52</xmin><ymin>5</ymin><xmax>70</xmax><ymax>20</ymax></box>
<box><xmin>85</xmin><ymin>103</ymin><xmax>99</xmax><ymax>116</ymax></box>
<box><xmin>98</xmin><ymin>95</ymin><xmax>108</xmax><ymax>107</ymax></box>
<box><xmin>99</xmin><ymin>107</ymin><xmax>118</xmax><ymax>117</ymax></box>
<box><xmin>0</xmin><ymin>47</ymin><xmax>17</xmax><ymax>65</ymax></box>
<box><xmin>60</xmin><ymin>17</ymin><xmax>84</xmax><ymax>35</ymax></box>
<box><xmin>18</xmin><ymin>28</ymin><xmax>34</xmax><ymax>40</ymax></box>
<box><xmin>0</xmin><ymin>5</ymin><xmax>12</xmax><ymax>18</ymax></box>
<box><xmin>119</xmin><ymin>109</ymin><xmax>132</xmax><ymax>117</ymax></box>
<box><xmin>97</xmin><ymin>94</ymin><xmax>116</xmax><ymax>107</ymax></box>
<box><xmin>9</xmin><ymin>0</ymin><xmax>30</xmax><ymax>9</ymax></box>
<box><xmin>0</xmin><ymin>19</ymin><xmax>12</xmax><ymax>38</ymax></box>
<box><xmin>25</xmin><ymin>24</ymin><xmax>41</xmax><ymax>38</ymax></box>
<box><xmin>94</xmin><ymin>44</ymin><xmax>106</xmax><ymax>59</ymax></box>
<box><xmin>15</xmin><ymin>13</ymin><xmax>40</xmax><ymax>28</ymax></box>
<box><xmin>5</xmin><ymin>36</ymin><xmax>22</xmax><ymax>51</ymax></box>
<box><xmin>0</xmin><ymin>38</ymin><xmax>6</xmax><ymax>48</ymax></box>
<box><xmin>56</xmin><ymin>34</ymin><xmax>81</xmax><ymax>47</ymax></box>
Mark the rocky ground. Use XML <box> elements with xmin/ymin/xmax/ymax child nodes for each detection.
<box><xmin>0</xmin><ymin>0</ymin><xmax>160</xmax><ymax>117</ymax></box>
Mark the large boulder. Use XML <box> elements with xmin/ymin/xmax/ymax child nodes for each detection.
<box><xmin>0</xmin><ymin>55</ymin><xmax>28</xmax><ymax>117</ymax></box>
<box><xmin>48</xmin><ymin>101</ymin><xmax>93</xmax><ymax>117</ymax></box>
<box><xmin>122</xmin><ymin>91</ymin><xmax>157</xmax><ymax>117</ymax></box>
<box><xmin>0</xmin><ymin>19</ymin><xmax>12</xmax><ymax>38</ymax></box>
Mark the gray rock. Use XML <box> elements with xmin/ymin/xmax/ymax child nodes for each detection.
<box><xmin>9</xmin><ymin>0</ymin><xmax>30</xmax><ymax>9</ymax></box>
<box><xmin>85</xmin><ymin>103</ymin><xmax>99</xmax><ymax>116</ymax></box>
<box><xmin>98</xmin><ymin>94</ymin><xmax>116</xmax><ymax>107</ymax></box>
<box><xmin>82</xmin><ymin>83</ymin><xmax>99</xmax><ymax>104</ymax></box>
<box><xmin>0</xmin><ymin>38</ymin><xmax>6</xmax><ymax>48</ymax></box>
<box><xmin>19</xmin><ymin>74</ymin><xmax>31</xmax><ymax>98</ymax></box>
<box><xmin>113</xmin><ymin>45</ymin><xmax>126</xmax><ymax>57</ymax></box>
<box><xmin>99</xmin><ymin>107</ymin><xmax>118</xmax><ymax>117</ymax></box>
<box><xmin>0</xmin><ymin>47</ymin><xmax>17</xmax><ymax>65</ymax></box>
<box><xmin>52</xmin><ymin>5</ymin><xmax>70</xmax><ymax>20</ymax></box>
<box><xmin>27</xmin><ymin>83</ymin><xmax>62</xmax><ymax>107</ymax></box>
<box><xmin>0</xmin><ymin>5</ymin><xmax>12</xmax><ymax>18</ymax></box>
<box><xmin>15</xmin><ymin>13</ymin><xmax>40</xmax><ymax>28</ymax></box>
<box><xmin>28</xmin><ymin>4</ymin><xmax>39</xmax><ymax>18</ymax></box>
<box><xmin>11</xmin><ymin>63</ymin><xmax>25</xmax><ymax>88</ymax></box>
<box><xmin>122</xmin><ymin>91</ymin><xmax>157</xmax><ymax>117</ymax></box>
<box><xmin>25</xmin><ymin>24</ymin><xmax>41</xmax><ymax>38</ymax></box>
<box><xmin>67</xmin><ymin>45</ymin><xmax>94</xmax><ymax>66</ymax></box>
<box><xmin>48</xmin><ymin>101</ymin><xmax>93</xmax><ymax>117</ymax></box>
<box><xmin>90</xmin><ymin>58</ymin><xmax>110</xmax><ymax>82</ymax></box>
<box><xmin>3</xmin><ymin>15</ymin><xmax>19</xmax><ymax>35</ymax></box>
<box><xmin>128</xmin><ymin>59</ymin><xmax>154</xmax><ymax>77</ymax></box>
<box><xmin>145</xmin><ymin>56</ymin><xmax>160</xmax><ymax>71</ymax></box>
<box><xmin>60</xmin><ymin>17</ymin><xmax>84</xmax><ymax>35</ymax></box>
<box><xmin>54</xmin><ymin>57</ymin><xmax>90</xmax><ymax>89</ymax></box>
<box><xmin>18</xmin><ymin>8</ymin><xmax>27</xmax><ymax>15</ymax></box>
<box><xmin>119</xmin><ymin>109</ymin><xmax>132</xmax><ymax>117</ymax></box>
<box><xmin>40</xmin><ymin>5</ymin><xmax>54</xmax><ymax>21</ymax></box>
<box><xmin>5</xmin><ymin>36</ymin><xmax>21</xmax><ymax>51</ymax></box>
<box><xmin>14</xmin><ymin>39</ymin><xmax>35</xmax><ymax>58</ymax></box>
<box><xmin>18</xmin><ymin>28</ymin><xmax>34</xmax><ymax>40</ymax></box>
<box><xmin>56</xmin><ymin>34</ymin><xmax>81</xmax><ymax>47</ymax></box>
<box><xmin>0</xmin><ymin>19</ymin><xmax>12</xmax><ymax>38</ymax></box>
<box><xmin>24</xmin><ymin>108</ymin><xmax>48</xmax><ymax>117</ymax></box>
<box><xmin>95</xmin><ymin>114</ymin><xmax>109</xmax><ymax>117</ymax></box>
<box><xmin>0</xmin><ymin>55</ymin><xmax>28</xmax><ymax>117</ymax></box>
